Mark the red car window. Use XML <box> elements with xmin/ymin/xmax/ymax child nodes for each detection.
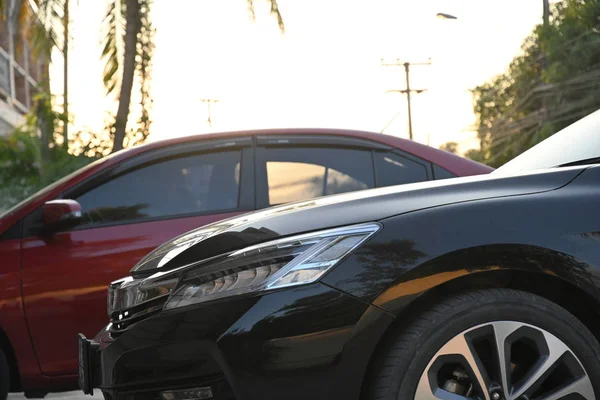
<box><xmin>75</xmin><ymin>150</ymin><xmax>242</xmax><ymax>226</ymax></box>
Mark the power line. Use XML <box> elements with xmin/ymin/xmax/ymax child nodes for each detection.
<box><xmin>479</xmin><ymin>67</ymin><xmax>600</xmax><ymax>165</ymax></box>
<box><xmin>380</xmin><ymin>110</ymin><xmax>402</xmax><ymax>134</ymax></box>
<box><xmin>472</xmin><ymin>3</ymin><xmax>600</xmax><ymax>161</ymax></box>
<box><xmin>382</xmin><ymin>59</ymin><xmax>430</xmax><ymax>140</ymax></box>
<box><xmin>485</xmin><ymin>29</ymin><xmax>598</xmax><ymax>89</ymax></box>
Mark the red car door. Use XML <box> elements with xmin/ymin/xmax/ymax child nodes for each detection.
<box><xmin>19</xmin><ymin>139</ymin><xmax>254</xmax><ymax>376</ymax></box>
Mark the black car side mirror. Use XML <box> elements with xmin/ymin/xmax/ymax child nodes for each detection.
<box><xmin>42</xmin><ymin>199</ymin><xmax>83</xmax><ymax>233</ymax></box>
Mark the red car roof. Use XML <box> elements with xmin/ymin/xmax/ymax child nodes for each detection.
<box><xmin>0</xmin><ymin>128</ymin><xmax>492</xmax><ymax>231</ymax></box>
<box><xmin>145</xmin><ymin>128</ymin><xmax>490</xmax><ymax>171</ymax></box>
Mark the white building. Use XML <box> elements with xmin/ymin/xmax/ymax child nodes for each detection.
<box><xmin>0</xmin><ymin>0</ymin><xmax>48</xmax><ymax>137</ymax></box>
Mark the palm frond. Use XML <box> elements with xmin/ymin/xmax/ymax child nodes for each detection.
<box><xmin>247</xmin><ymin>0</ymin><xmax>255</xmax><ymax>21</ymax></box>
<box><xmin>266</xmin><ymin>0</ymin><xmax>284</xmax><ymax>33</ymax></box>
<box><xmin>22</xmin><ymin>0</ymin><xmax>65</xmax><ymax>58</ymax></box>
<box><xmin>247</xmin><ymin>0</ymin><xmax>285</xmax><ymax>33</ymax></box>
<box><xmin>17</xmin><ymin>1</ymin><xmax>31</xmax><ymax>33</ymax></box>
<box><xmin>0</xmin><ymin>0</ymin><xmax>6</xmax><ymax>20</ymax></box>
<box><xmin>29</xmin><ymin>20</ymin><xmax>54</xmax><ymax>57</ymax></box>
<box><xmin>129</xmin><ymin>0</ymin><xmax>154</xmax><ymax>145</ymax></box>
<box><xmin>101</xmin><ymin>0</ymin><xmax>125</xmax><ymax>95</ymax></box>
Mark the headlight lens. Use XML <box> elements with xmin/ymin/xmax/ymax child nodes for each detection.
<box><xmin>164</xmin><ymin>223</ymin><xmax>380</xmax><ymax>310</ymax></box>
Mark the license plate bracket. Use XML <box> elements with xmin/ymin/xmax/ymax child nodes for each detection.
<box><xmin>78</xmin><ymin>334</ymin><xmax>97</xmax><ymax>395</ymax></box>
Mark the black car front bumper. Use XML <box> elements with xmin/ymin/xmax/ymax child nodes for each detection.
<box><xmin>80</xmin><ymin>282</ymin><xmax>394</xmax><ymax>400</ymax></box>
<box><xmin>78</xmin><ymin>333</ymin><xmax>98</xmax><ymax>395</ymax></box>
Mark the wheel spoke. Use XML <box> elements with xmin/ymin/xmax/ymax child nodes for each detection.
<box><xmin>415</xmin><ymin>348</ymin><xmax>472</xmax><ymax>400</ymax></box>
<box><xmin>415</xmin><ymin>369</ymin><xmax>482</xmax><ymax>400</ymax></box>
<box><xmin>510</xmin><ymin>331</ymin><xmax>569</xmax><ymax>399</ymax></box>
<box><xmin>436</xmin><ymin>334</ymin><xmax>491</xmax><ymax>400</ymax></box>
<box><xmin>491</xmin><ymin>321</ymin><xmax>522</xmax><ymax>396</ymax></box>
<box><xmin>416</xmin><ymin>321</ymin><xmax>595</xmax><ymax>400</ymax></box>
<box><xmin>414</xmin><ymin>376</ymin><xmax>443</xmax><ymax>400</ymax></box>
<box><xmin>541</xmin><ymin>375</ymin><xmax>595</xmax><ymax>400</ymax></box>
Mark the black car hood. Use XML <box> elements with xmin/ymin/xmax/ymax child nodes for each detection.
<box><xmin>130</xmin><ymin>166</ymin><xmax>584</xmax><ymax>278</ymax></box>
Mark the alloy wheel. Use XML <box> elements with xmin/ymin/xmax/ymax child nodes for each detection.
<box><xmin>415</xmin><ymin>321</ymin><xmax>595</xmax><ymax>400</ymax></box>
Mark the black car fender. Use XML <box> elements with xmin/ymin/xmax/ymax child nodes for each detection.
<box><xmin>322</xmin><ymin>166</ymin><xmax>600</xmax><ymax>318</ymax></box>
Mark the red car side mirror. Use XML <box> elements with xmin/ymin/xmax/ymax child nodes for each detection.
<box><xmin>42</xmin><ymin>199</ymin><xmax>83</xmax><ymax>232</ymax></box>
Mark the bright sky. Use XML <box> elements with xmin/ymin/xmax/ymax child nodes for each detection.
<box><xmin>49</xmin><ymin>0</ymin><xmax>553</xmax><ymax>154</ymax></box>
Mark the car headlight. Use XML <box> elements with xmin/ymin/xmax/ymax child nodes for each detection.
<box><xmin>163</xmin><ymin>223</ymin><xmax>380</xmax><ymax>310</ymax></box>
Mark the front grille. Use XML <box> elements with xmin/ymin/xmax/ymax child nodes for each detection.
<box><xmin>110</xmin><ymin>295</ymin><xmax>169</xmax><ymax>336</ymax></box>
<box><xmin>103</xmin><ymin>374</ymin><xmax>237</xmax><ymax>400</ymax></box>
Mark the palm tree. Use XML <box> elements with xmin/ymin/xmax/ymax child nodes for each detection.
<box><xmin>0</xmin><ymin>0</ymin><xmax>65</xmax><ymax>87</ymax></box>
<box><xmin>0</xmin><ymin>1</ymin><xmax>63</xmax><ymax>50</ymax></box>
<box><xmin>103</xmin><ymin>0</ymin><xmax>284</xmax><ymax>153</ymax></box>
<box><xmin>102</xmin><ymin>0</ymin><xmax>143</xmax><ymax>153</ymax></box>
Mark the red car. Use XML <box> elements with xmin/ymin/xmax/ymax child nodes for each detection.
<box><xmin>0</xmin><ymin>128</ymin><xmax>491</xmax><ymax>397</ymax></box>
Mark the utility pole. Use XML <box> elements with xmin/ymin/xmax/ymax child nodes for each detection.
<box><xmin>542</xmin><ymin>0</ymin><xmax>550</xmax><ymax>121</ymax></box>
<box><xmin>543</xmin><ymin>0</ymin><xmax>550</xmax><ymax>27</ymax></box>
<box><xmin>63</xmin><ymin>0</ymin><xmax>69</xmax><ymax>144</ymax></box>
<box><xmin>200</xmin><ymin>99</ymin><xmax>220</xmax><ymax>128</ymax></box>
<box><xmin>382</xmin><ymin>59</ymin><xmax>430</xmax><ymax>140</ymax></box>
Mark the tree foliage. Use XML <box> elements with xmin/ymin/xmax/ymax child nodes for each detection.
<box><xmin>102</xmin><ymin>0</ymin><xmax>284</xmax><ymax>153</ymax></box>
<box><xmin>102</xmin><ymin>0</ymin><xmax>150</xmax><ymax>153</ymax></box>
<box><xmin>0</xmin><ymin>0</ymin><xmax>288</xmax><ymax>210</ymax></box>
<box><xmin>0</xmin><ymin>0</ymin><xmax>65</xmax><ymax>59</ymax></box>
<box><xmin>0</xmin><ymin>94</ymin><xmax>92</xmax><ymax>211</ymax></box>
<box><xmin>439</xmin><ymin>142</ymin><xmax>458</xmax><ymax>154</ymax></box>
<box><xmin>247</xmin><ymin>0</ymin><xmax>285</xmax><ymax>33</ymax></box>
<box><xmin>471</xmin><ymin>0</ymin><xmax>600</xmax><ymax>167</ymax></box>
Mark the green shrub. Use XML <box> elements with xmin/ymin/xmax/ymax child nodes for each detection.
<box><xmin>0</xmin><ymin>129</ymin><xmax>92</xmax><ymax>212</ymax></box>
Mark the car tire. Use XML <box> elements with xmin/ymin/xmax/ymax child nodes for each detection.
<box><xmin>368</xmin><ymin>288</ymin><xmax>600</xmax><ymax>400</ymax></box>
<box><xmin>0</xmin><ymin>348</ymin><xmax>9</xmax><ymax>400</ymax></box>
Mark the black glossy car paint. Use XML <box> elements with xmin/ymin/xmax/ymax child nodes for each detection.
<box><xmin>131</xmin><ymin>166</ymin><xmax>583</xmax><ymax>277</ymax></box>
<box><xmin>92</xmin><ymin>164</ymin><xmax>600</xmax><ymax>400</ymax></box>
<box><xmin>324</xmin><ymin>165</ymin><xmax>600</xmax><ymax>310</ymax></box>
<box><xmin>95</xmin><ymin>283</ymin><xmax>395</xmax><ymax>400</ymax></box>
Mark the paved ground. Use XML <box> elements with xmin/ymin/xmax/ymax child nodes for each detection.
<box><xmin>9</xmin><ymin>392</ymin><xmax>103</xmax><ymax>400</ymax></box>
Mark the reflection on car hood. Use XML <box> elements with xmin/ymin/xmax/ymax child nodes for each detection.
<box><xmin>130</xmin><ymin>166</ymin><xmax>585</xmax><ymax>277</ymax></box>
<box><xmin>495</xmin><ymin>109</ymin><xmax>600</xmax><ymax>174</ymax></box>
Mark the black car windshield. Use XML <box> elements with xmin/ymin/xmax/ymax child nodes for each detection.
<box><xmin>494</xmin><ymin>109</ymin><xmax>600</xmax><ymax>174</ymax></box>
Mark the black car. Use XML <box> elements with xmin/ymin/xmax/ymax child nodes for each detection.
<box><xmin>80</xmin><ymin>110</ymin><xmax>600</xmax><ymax>400</ymax></box>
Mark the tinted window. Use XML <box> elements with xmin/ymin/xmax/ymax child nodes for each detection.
<box><xmin>265</xmin><ymin>147</ymin><xmax>374</xmax><ymax>205</ymax></box>
<box><xmin>76</xmin><ymin>151</ymin><xmax>241</xmax><ymax>225</ymax></box>
<box><xmin>433</xmin><ymin>164</ymin><xmax>456</xmax><ymax>180</ymax></box>
<box><xmin>374</xmin><ymin>151</ymin><xmax>428</xmax><ymax>187</ymax></box>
